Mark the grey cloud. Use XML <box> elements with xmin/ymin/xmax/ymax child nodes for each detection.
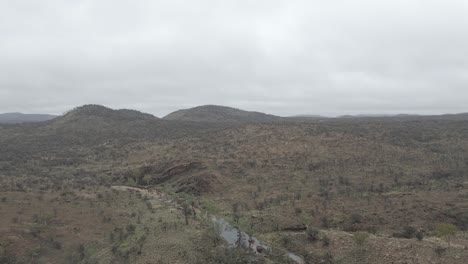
<box><xmin>1</xmin><ymin>0</ymin><xmax>468</xmax><ymax>117</ymax></box>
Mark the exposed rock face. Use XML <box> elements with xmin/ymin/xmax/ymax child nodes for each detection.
<box><xmin>137</xmin><ymin>161</ymin><xmax>220</xmax><ymax>195</ymax></box>
<box><xmin>138</xmin><ymin>161</ymin><xmax>206</xmax><ymax>184</ymax></box>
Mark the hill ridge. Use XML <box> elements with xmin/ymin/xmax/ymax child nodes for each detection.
<box><xmin>60</xmin><ymin>104</ymin><xmax>158</xmax><ymax>122</ymax></box>
<box><xmin>163</xmin><ymin>104</ymin><xmax>282</xmax><ymax>122</ymax></box>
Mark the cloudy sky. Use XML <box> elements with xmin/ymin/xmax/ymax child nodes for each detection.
<box><xmin>1</xmin><ymin>0</ymin><xmax>467</xmax><ymax>117</ymax></box>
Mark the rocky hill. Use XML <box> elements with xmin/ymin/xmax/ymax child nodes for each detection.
<box><xmin>60</xmin><ymin>104</ymin><xmax>158</xmax><ymax>122</ymax></box>
<box><xmin>163</xmin><ymin>105</ymin><xmax>282</xmax><ymax>122</ymax></box>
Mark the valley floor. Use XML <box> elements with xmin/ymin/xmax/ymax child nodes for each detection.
<box><xmin>1</xmin><ymin>185</ymin><xmax>467</xmax><ymax>264</ymax></box>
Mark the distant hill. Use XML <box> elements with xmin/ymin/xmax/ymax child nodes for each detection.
<box><xmin>163</xmin><ymin>105</ymin><xmax>282</xmax><ymax>122</ymax></box>
<box><xmin>290</xmin><ymin>114</ymin><xmax>326</xmax><ymax>118</ymax></box>
<box><xmin>434</xmin><ymin>112</ymin><xmax>468</xmax><ymax>120</ymax></box>
<box><xmin>287</xmin><ymin>114</ymin><xmax>328</xmax><ymax>121</ymax></box>
<box><xmin>336</xmin><ymin>114</ymin><xmax>420</xmax><ymax>119</ymax></box>
<box><xmin>44</xmin><ymin>104</ymin><xmax>164</xmax><ymax>145</ymax></box>
<box><xmin>334</xmin><ymin>113</ymin><xmax>468</xmax><ymax>121</ymax></box>
<box><xmin>2</xmin><ymin>105</ymin><xmax>227</xmax><ymax>148</ymax></box>
<box><xmin>60</xmin><ymin>104</ymin><xmax>158</xmax><ymax>122</ymax></box>
<box><xmin>0</xmin><ymin>112</ymin><xmax>57</xmax><ymax>123</ymax></box>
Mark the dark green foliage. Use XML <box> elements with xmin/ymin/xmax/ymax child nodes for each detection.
<box><xmin>307</xmin><ymin>227</ymin><xmax>320</xmax><ymax>242</ymax></box>
<box><xmin>415</xmin><ymin>231</ymin><xmax>424</xmax><ymax>241</ymax></box>
<box><xmin>343</xmin><ymin>213</ymin><xmax>364</xmax><ymax>232</ymax></box>
<box><xmin>305</xmin><ymin>252</ymin><xmax>334</xmax><ymax>264</ymax></box>
<box><xmin>322</xmin><ymin>235</ymin><xmax>331</xmax><ymax>247</ymax></box>
<box><xmin>392</xmin><ymin>226</ymin><xmax>418</xmax><ymax>239</ymax></box>
<box><xmin>320</xmin><ymin>216</ymin><xmax>332</xmax><ymax>229</ymax></box>
<box><xmin>434</xmin><ymin>246</ymin><xmax>447</xmax><ymax>257</ymax></box>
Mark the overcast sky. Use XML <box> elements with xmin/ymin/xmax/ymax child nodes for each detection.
<box><xmin>1</xmin><ymin>0</ymin><xmax>468</xmax><ymax>117</ymax></box>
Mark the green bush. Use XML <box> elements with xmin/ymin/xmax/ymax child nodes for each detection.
<box><xmin>307</xmin><ymin>227</ymin><xmax>320</xmax><ymax>242</ymax></box>
<box><xmin>392</xmin><ymin>226</ymin><xmax>417</xmax><ymax>239</ymax></box>
<box><xmin>436</xmin><ymin>223</ymin><xmax>457</xmax><ymax>247</ymax></box>
<box><xmin>352</xmin><ymin>232</ymin><xmax>369</xmax><ymax>247</ymax></box>
<box><xmin>322</xmin><ymin>235</ymin><xmax>331</xmax><ymax>247</ymax></box>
